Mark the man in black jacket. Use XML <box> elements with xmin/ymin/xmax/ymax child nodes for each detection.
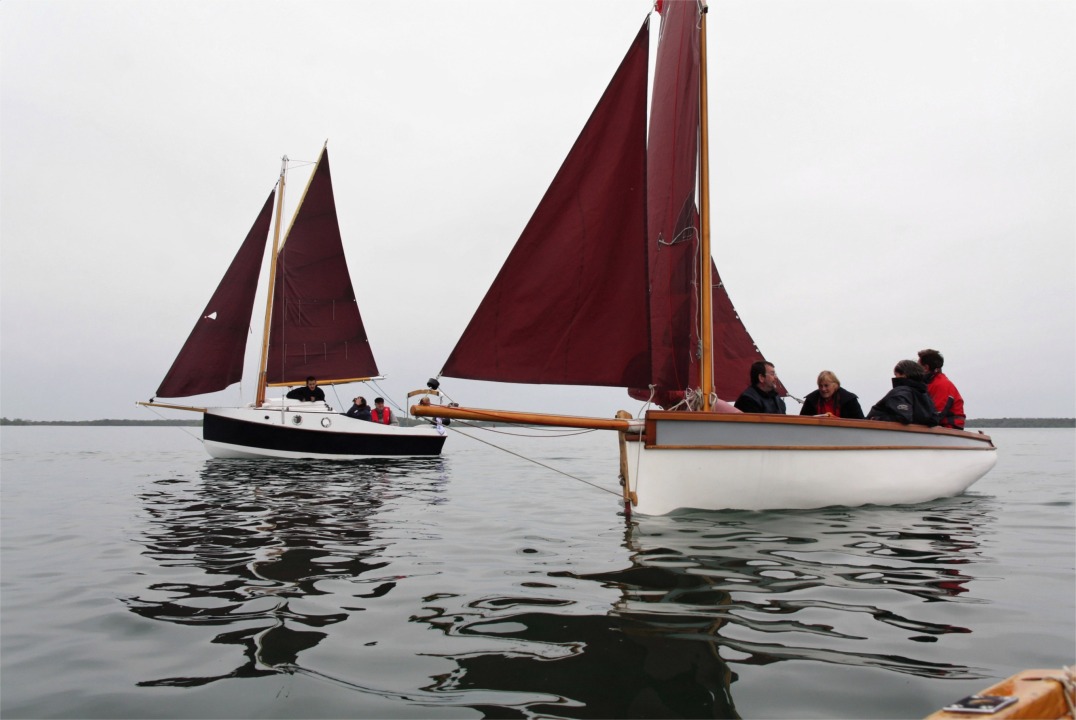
<box><xmin>286</xmin><ymin>376</ymin><xmax>325</xmax><ymax>402</ymax></box>
<box><xmin>867</xmin><ymin>360</ymin><xmax>939</xmax><ymax>426</ymax></box>
<box><xmin>345</xmin><ymin>396</ymin><xmax>372</xmax><ymax>420</ymax></box>
<box><xmin>734</xmin><ymin>361</ymin><xmax>787</xmax><ymax>414</ymax></box>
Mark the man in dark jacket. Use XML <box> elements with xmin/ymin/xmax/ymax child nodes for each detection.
<box><xmin>867</xmin><ymin>360</ymin><xmax>939</xmax><ymax>426</ymax></box>
<box><xmin>286</xmin><ymin>376</ymin><xmax>325</xmax><ymax>402</ymax></box>
<box><xmin>345</xmin><ymin>396</ymin><xmax>372</xmax><ymax>420</ymax></box>
<box><xmin>734</xmin><ymin>361</ymin><xmax>787</xmax><ymax>414</ymax></box>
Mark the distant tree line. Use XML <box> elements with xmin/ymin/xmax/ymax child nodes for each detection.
<box><xmin>964</xmin><ymin>418</ymin><xmax>1075</xmax><ymax>428</ymax></box>
<box><xmin>2</xmin><ymin>417</ymin><xmax>1072</xmax><ymax>428</ymax></box>
<box><xmin>0</xmin><ymin>418</ymin><xmax>202</xmax><ymax>427</ymax></box>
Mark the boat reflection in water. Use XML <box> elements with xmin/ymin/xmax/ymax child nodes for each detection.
<box><xmin>418</xmin><ymin>496</ymin><xmax>991</xmax><ymax>719</ymax></box>
<box><xmin>123</xmin><ymin>453</ymin><xmax>993</xmax><ymax>717</ymax></box>
<box><xmin>125</xmin><ymin>458</ymin><xmax>446</xmax><ymax>687</ymax></box>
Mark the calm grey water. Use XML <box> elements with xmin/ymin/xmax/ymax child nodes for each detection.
<box><xmin>1</xmin><ymin>426</ymin><xmax>1073</xmax><ymax>719</ymax></box>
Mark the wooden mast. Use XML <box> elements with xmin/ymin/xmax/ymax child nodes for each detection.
<box><xmin>254</xmin><ymin>156</ymin><xmax>288</xmax><ymax>407</ymax></box>
<box><xmin>697</xmin><ymin>2</ymin><xmax>715</xmax><ymax>410</ymax></box>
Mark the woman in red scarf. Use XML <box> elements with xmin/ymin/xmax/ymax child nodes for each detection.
<box><xmin>801</xmin><ymin>370</ymin><xmax>865</xmax><ymax>419</ymax></box>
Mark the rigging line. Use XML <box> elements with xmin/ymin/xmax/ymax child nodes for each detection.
<box><xmin>283</xmin><ymin>159</ymin><xmax>317</xmax><ymax>173</ymax></box>
<box><xmin>637</xmin><ymin>385</ymin><xmax>658</xmax><ymax>416</ymax></box>
<box><xmin>365</xmin><ymin>378</ymin><xmax>401</xmax><ymax>413</ymax></box>
<box><xmin>457</xmin><ymin>422</ymin><xmax>598</xmax><ymax>438</ymax></box>
<box><xmin>690</xmin><ymin>226</ymin><xmax>703</xmax><ymax>363</ymax></box>
<box><xmin>330</xmin><ymin>384</ymin><xmax>347</xmax><ymax>411</ymax></box>
<box><xmin>139</xmin><ymin>405</ymin><xmax>203</xmax><ymax>444</ymax></box>
<box><xmin>656</xmin><ymin>226</ymin><xmax>698</xmax><ymax>246</ymax></box>
<box><xmin>446</xmin><ymin>423</ymin><xmax>620</xmax><ymax>498</ymax></box>
<box><xmin>431</xmin><ymin>386</ymin><xmax>599</xmax><ymax>435</ymax></box>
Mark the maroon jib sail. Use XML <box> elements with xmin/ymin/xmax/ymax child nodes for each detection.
<box><xmin>440</xmin><ymin>20</ymin><xmax>652</xmax><ymax>388</ymax></box>
<box><xmin>156</xmin><ymin>192</ymin><xmax>274</xmax><ymax>398</ymax></box>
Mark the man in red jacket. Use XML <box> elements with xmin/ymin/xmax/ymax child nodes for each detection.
<box><xmin>918</xmin><ymin>348</ymin><xmax>966</xmax><ymax>429</ymax></box>
<box><xmin>370</xmin><ymin>397</ymin><xmax>392</xmax><ymax>425</ymax></box>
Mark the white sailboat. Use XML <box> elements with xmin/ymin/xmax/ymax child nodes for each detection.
<box><xmin>413</xmin><ymin>1</ymin><xmax>996</xmax><ymax>513</ymax></box>
<box><xmin>143</xmin><ymin>145</ymin><xmax>446</xmax><ymax>459</ymax></box>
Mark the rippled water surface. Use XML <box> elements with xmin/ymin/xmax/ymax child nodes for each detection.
<box><xmin>1</xmin><ymin>426</ymin><xmax>1073</xmax><ymax>718</ymax></box>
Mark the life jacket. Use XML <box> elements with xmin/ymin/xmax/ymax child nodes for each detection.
<box><xmin>926</xmin><ymin>372</ymin><xmax>966</xmax><ymax>429</ymax></box>
<box><xmin>371</xmin><ymin>407</ymin><xmax>392</xmax><ymax>425</ymax></box>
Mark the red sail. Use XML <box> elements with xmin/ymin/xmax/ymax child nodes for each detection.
<box><xmin>648</xmin><ymin>1</ymin><xmax>772</xmax><ymax>403</ymax></box>
<box><xmin>265</xmin><ymin>149</ymin><xmax>379</xmax><ymax>385</ymax></box>
<box><xmin>647</xmin><ymin>0</ymin><xmax>702</xmax><ymax>397</ymax></box>
<box><xmin>710</xmin><ymin>260</ymin><xmax>778</xmax><ymax>399</ymax></box>
<box><xmin>156</xmin><ymin>192</ymin><xmax>274</xmax><ymax>398</ymax></box>
<box><xmin>440</xmin><ymin>21</ymin><xmax>651</xmax><ymax>387</ymax></box>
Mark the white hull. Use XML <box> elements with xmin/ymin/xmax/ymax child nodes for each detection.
<box><xmin>624</xmin><ymin>412</ymin><xmax>997</xmax><ymax>515</ymax></box>
<box><xmin>202</xmin><ymin>403</ymin><xmax>447</xmax><ymax>460</ymax></box>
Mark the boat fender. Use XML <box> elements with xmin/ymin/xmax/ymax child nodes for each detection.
<box><xmin>321</xmin><ymin>417</ymin><xmax>331</xmax><ymax>428</ymax></box>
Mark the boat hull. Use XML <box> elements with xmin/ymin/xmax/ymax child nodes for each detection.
<box><xmin>202</xmin><ymin>406</ymin><xmax>447</xmax><ymax>459</ymax></box>
<box><xmin>626</xmin><ymin>412</ymin><xmax>997</xmax><ymax>515</ymax></box>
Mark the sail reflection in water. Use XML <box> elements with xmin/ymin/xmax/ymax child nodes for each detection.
<box><xmin>125</xmin><ymin>459</ymin><xmax>446</xmax><ymax>687</ymax></box>
<box><xmin>415</xmin><ymin>497</ymin><xmax>992</xmax><ymax>718</ymax></box>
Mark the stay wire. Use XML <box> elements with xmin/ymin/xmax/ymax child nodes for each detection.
<box><xmin>445</xmin><ymin>422</ymin><xmax>621</xmax><ymax>498</ymax></box>
<box><xmin>138</xmin><ymin>404</ymin><xmax>204</xmax><ymax>444</ymax></box>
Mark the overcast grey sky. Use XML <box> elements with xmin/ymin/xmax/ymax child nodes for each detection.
<box><xmin>2</xmin><ymin>0</ymin><xmax>1073</xmax><ymax>422</ymax></box>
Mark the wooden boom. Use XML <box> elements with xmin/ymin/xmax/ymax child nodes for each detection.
<box><xmin>136</xmin><ymin>401</ymin><xmax>207</xmax><ymax>413</ymax></box>
<box><xmin>410</xmin><ymin>404</ymin><xmax>641</xmax><ymax>432</ymax></box>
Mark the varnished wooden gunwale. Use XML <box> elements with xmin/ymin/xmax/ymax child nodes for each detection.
<box><xmin>925</xmin><ymin>668</ymin><xmax>1074</xmax><ymax>720</ymax></box>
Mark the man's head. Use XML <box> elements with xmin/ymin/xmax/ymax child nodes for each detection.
<box><xmin>917</xmin><ymin>348</ymin><xmax>944</xmax><ymax>374</ymax></box>
<box><xmin>305</xmin><ymin>376</ymin><xmax>318</xmax><ymax>389</ymax></box>
<box><xmin>374</xmin><ymin>397</ymin><xmax>385</xmax><ymax>406</ymax></box>
<box><xmin>353</xmin><ymin>396</ymin><xmax>365</xmax><ymax>406</ymax></box>
<box><xmin>750</xmin><ymin>361</ymin><xmax>777</xmax><ymax>392</ymax></box>
<box><xmin>894</xmin><ymin>359</ymin><xmax>925</xmax><ymax>381</ymax></box>
<box><xmin>419</xmin><ymin>397</ymin><xmax>431</xmax><ymax>407</ymax></box>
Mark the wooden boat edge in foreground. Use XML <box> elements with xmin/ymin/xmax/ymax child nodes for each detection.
<box><xmin>925</xmin><ymin>667</ymin><xmax>1075</xmax><ymax>720</ymax></box>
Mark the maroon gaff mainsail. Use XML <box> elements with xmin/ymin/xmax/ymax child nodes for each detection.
<box><xmin>439</xmin><ymin>1</ymin><xmax>769</xmax><ymax>405</ymax></box>
<box><xmin>265</xmin><ymin>151</ymin><xmax>378</xmax><ymax>386</ymax></box>
<box><xmin>156</xmin><ymin>147</ymin><xmax>378</xmax><ymax>400</ymax></box>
